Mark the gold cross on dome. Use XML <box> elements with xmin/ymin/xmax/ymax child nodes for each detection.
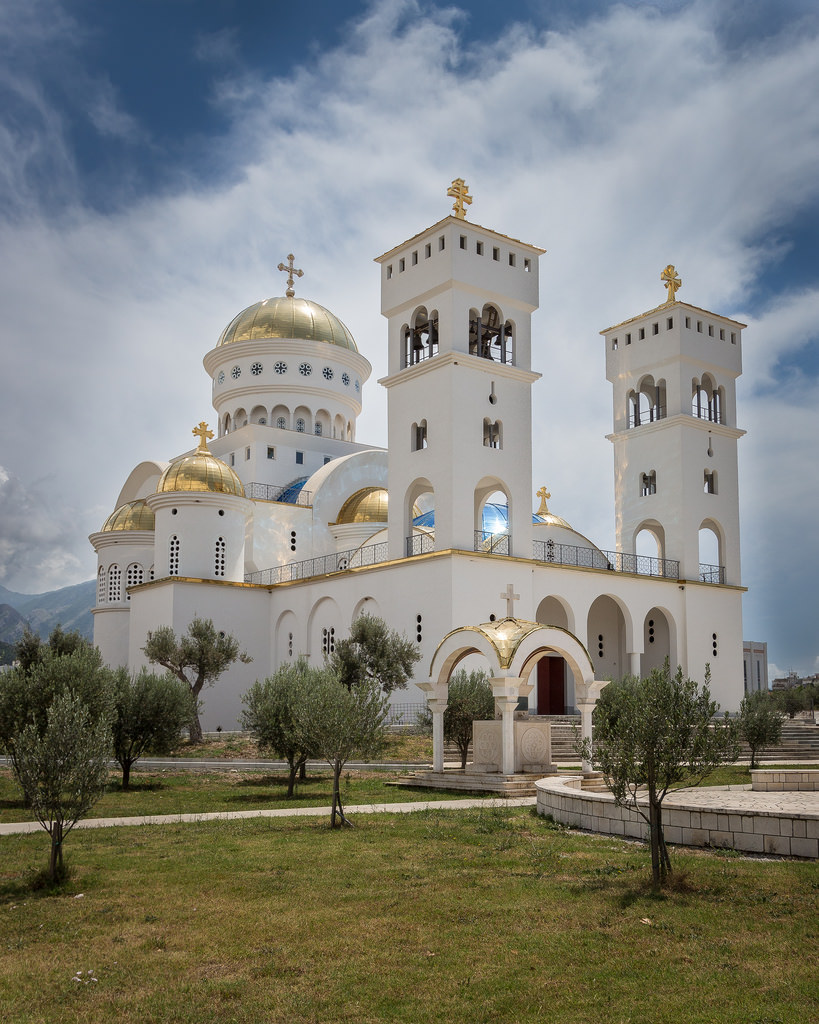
<box><xmin>192</xmin><ymin>421</ymin><xmax>214</xmax><ymax>452</ymax></box>
<box><xmin>277</xmin><ymin>253</ymin><xmax>304</xmax><ymax>298</ymax></box>
<box><xmin>536</xmin><ymin>485</ymin><xmax>551</xmax><ymax>516</ymax></box>
<box><xmin>661</xmin><ymin>264</ymin><xmax>682</xmax><ymax>304</ymax></box>
<box><xmin>447</xmin><ymin>178</ymin><xmax>472</xmax><ymax>220</ymax></box>
<box><xmin>500</xmin><ymin>583</ymin><xmax>520</xmax><ymax>619</ymax></box>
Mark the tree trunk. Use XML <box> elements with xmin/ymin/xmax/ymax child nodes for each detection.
<box><xmin>648</xmin><ymin>795</ymin><xmax>663</xmax><ymax>888</ymax></box>
<box><xmin>287</xmin><ymin>762</ymin><xmax>298</xmax><ymax>798</ymax></box>
<box><xmin>459</xmin><ymin>741</ymin><xmax>468</xmax><ymax>770</ymax></box>
<box><xmin>122</xmin><ymin>760</ymin><xmax>131</xmax><ymax>790</ymax></box>
<box><xmin>299</xmin><ymin>760</ymin><xmax>307</xmax><ymax>781</ymax></box>
<box><xmin>49</xmin><ymin>822</ymin><xmax>64</xmax><ymax>883</ymax></box>
<box><xmin>331</xmin><ymin>761</ymin><xmax>341</xmax><ymax>828</ymax></box>
<box><xmin>189</xmin><ymin>713</ymin><xmax>204</xmax><ymax>745</ymax></box>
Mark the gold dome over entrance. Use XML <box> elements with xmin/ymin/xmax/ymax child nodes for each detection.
<box><xmin>217</xmin><ymin>296</ymin><xmax>358</xmax><ymax>351</ymax></box>
<box><xmin>156</xmin><ymin>423</ymin><xmax>245</xmax><ymax>497</ymax></box>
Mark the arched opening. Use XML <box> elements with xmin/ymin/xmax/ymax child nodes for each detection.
<box><xmin>307</xmin><ymin>596</ymin><xmax>341</xmax><ymax>660</ymax></box>
<box><xmin>474</xmin><ymin>481</ymin><xmax>510</xmax><ymax>553</ymax></box>
<box><xmin>250</xmin><ymin>405</ymin><xmax>267</xmax><ymax>425</ymax></box>
<box><xmin>222</xmin><ymin>412</ymin><xmax>232</xmax><ymax>435</ymax></box>
<box><xmin>333</xmin><ymin>413</ymin><xmax>345</xmax><ymax>439</ymax></box>
<box><xmin>272</xmin><ymin>404</ymin><xmax>289</xmax><ymax>430</ymax></box>
<box><xmin>587</xmin><ymin>595</ymin><xmax>628</xmax><ymax>681</ymax></box>
<box><xmin>482</xmin><ymin>417</ymin><xmax>502</xmax><ymax>449</ymax></box>
<box><xmin>641</xmin><ymin>607</ymin><xmax>673</xmax><ymax>676</ymax></box>
<box><xmin>699</xmin><ymin>519</ymin><xmax>723</xmax><ymax>582</ymax></box>
<box><xmin>469</xmin><ymin>303</ymin><xmax>506</xmax><ymax>361</ymax></box>
<box><xmin>636</xmin><ymin>375</ymin><xmax>662</xmax><ymax>424</ymax></box>
<box><xmin>315</xmin><ymin>409</ymin><xmax>331</xmax><ymax>437</ymax></box>
<box><xmin>233</xmin><ymin>407</ymin><xmax>248</xmax><ymax>429</ymax></box>
<box><xmin>411</xmin><ymin>419</ymin><xmax>428</xmax><ymax>451</ymax></box>
<box><xmin>275</xmin><ymin>610</ymin><xmax>299</xmax><ymax>662</ymax></box>
<box><xmin>294</xmin><ymin>405</ymin><xmax>311</xmax><ymax>434</ymax></box>
<box><xmin>634</xmin><ymin>521</ymin><xmax>666</xmax><ymax>566</ymax></box>
<box><xmin>406</xmin><ymin>307</ymin><xmax>438</xmax><ymax>365</ymax></box>
<box><xmin>534</xmin><ymin>598</ymin><xmax>575</xmax><ymax>715</ymax></box>
<box><xmin>97</xmin><ymin>566</ymin><xmax>105</xmax><ymax>604</ymax></box>
<box><xmin>405</xmin><ymin>478</ymin><xmax>435</xmax><ymax>555</ymax></box>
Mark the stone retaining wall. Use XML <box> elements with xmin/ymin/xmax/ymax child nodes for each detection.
<box><xmin>535</xmin><ymin>776</ymin><xmax>818</xmax><ymax>858</ymax></box>
<box><xmin>751</xmin><ymin>769</ymin><xmax>819</xmax><ymax>792</ymax></box>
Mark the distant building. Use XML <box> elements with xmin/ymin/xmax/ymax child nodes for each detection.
<box><xmin>771</xmin><ymin>671</ymin><xmax>818</xmax><ymax>691</ymax></box>
<box><xmin>743</xmin><ymin>640</ymin><xmax>768</xmax><ymax>693</ymax></box>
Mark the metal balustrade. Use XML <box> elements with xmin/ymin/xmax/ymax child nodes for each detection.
<box><xmin>245</xmin><ymin>541</ymin><xmax>388</xmax><ymax>585</ymax></box>
<box><xmin>246</xmin><ymin>482</ymin><xmax>312</xmax><ymax>505</ymax></box>
<box><xmin>698</xmin><ymin>562</ymin><xmax>726</xmax><ymax>584</ymax></box>
<box><xmin>474</xmin><ymin>530</ymin><xmax>510</xmax><ymax>555</ymax></box>
<box><xmin>532</xmin><ymin>539</ymin><xmax>680</xmax><ymax>579</ymax></box>
<box><xmin>406</xmin><ymin>533</ymin><xmax>435</xmax><ymax>557</ymax></box>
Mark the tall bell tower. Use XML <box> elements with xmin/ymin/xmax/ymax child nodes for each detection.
<box><xmin>376</xmin><ymin>181</ymin><xmax>545</xmax><ymax>560</ymax></box>
<box><xmin>604</xmin><ymin>266</ymin><xmax>746</xmax><ymax>584</ymax></box>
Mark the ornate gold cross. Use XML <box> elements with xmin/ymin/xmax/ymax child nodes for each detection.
<box><xmin>192</xmin><ymin>421</ymin><xmax>214</xmax><ymax>452</ymax></box>
<box><xmin>447</xmin><ymin>178</ymin><xmax>472</xmax><ymax>220</ymax></box>
<box><xmin>277</xmin><ymin>253</ymin><xmax>304</xmax><ymax>298</ymax></box>
<box><xmin>661</xmin><ymin>265</ymin><xmax>681</xmax><ymax>304</ymax></box>
<box><xmin>536</xmin><ymin>485</ymin><xmax>551</xmax><ymax>517</ymax></box>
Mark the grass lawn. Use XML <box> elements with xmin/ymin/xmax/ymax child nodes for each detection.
<box><xmin>167</xmin><ymin>731</ymin><xmax>434</xmax><ymax>762</ymax></box>
<box><xmin>0</xmin><ymin>806</ymin><xmax>816</xmax><ymax>1024</ymax></box>
<box><xmin>0</xmin><ymin>768</ymin><xmax>483</xmax><ymax>824</ymax></box>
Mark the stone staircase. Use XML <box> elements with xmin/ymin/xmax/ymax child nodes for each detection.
<box><xmin>741</xmin><ymin>718</ymin><xmax>819</xmax><ymax>762</ymax></box>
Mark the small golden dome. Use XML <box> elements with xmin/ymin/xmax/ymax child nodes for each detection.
<box><xmin>157</xmin><ymin>422</ymin><xmax>244</xmax><ymax>497</ymax></box>
<box><xmin>218</xmin><ymin>296</ymin><xmax>358</xmax><ymax>351</ymax></box>
<box><xmin>101</xmin><ymin>499</ymin><xmax>155</xmax><ymax>532</ymax></box>
<box><xmin>337</xmin><ymin>487</ymin><xmax>389</xmax><ymax>524</ymax></box>
<box><xmin>535</xmin><ymin>511</ymin><xmax>573</xmax><ymax>530</ymax></box>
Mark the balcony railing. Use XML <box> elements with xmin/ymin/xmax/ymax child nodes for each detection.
<box><xmin>245</xmin><ymin>540</ymin><xmax>388</xmax><ymax>585</ymax></box>
<box><xmin>406</xmin><ymin>533</ymin><xmax>435</xmax><ymax>557</ymax></box>
<box><xmin>474</xmin><ymin>530</ymin><xmax>510</xmax><ymax>555</ymax></box>
<box><xmin>628</xmin><ymin>406</ymin><xmax>666</xmax><ymax>428</ymax></box>
<box><xmin>699</xmin><ymin>562</ymin><xmax>726</xmax><ymax>584</ymax></box>
<box><xmin>246</xmin><ymin>482</ymin><xmax>312</xmax><ymax>506</ymax></box>
<box><xmin>532</xmin><ymin>540</ymin><xmax>680</xmax><ymax>579</ymax></box>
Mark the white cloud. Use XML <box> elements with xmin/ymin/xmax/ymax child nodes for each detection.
<box><xmin>0</xmin><ymin>0</ymin><xmax>817</xmax><ymax>670</ymax></box>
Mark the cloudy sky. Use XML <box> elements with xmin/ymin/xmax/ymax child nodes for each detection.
<box><xmin>0</xmin><ymin>0</ymin><xmax>817</xmax><ymax>680</ymax></box>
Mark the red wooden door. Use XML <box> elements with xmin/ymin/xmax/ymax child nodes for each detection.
<box><xmin>536</xmin><ymin>657</ymin><xmax>566</xmax><ymax>715</ymax></box>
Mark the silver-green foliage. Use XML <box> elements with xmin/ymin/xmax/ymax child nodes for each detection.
<box><xmin>241</xmin><ymin>658</ymin><xmax>324</xmax><ymax>796</ymax></box>
<box><xmin>14</xmin><ymin>690</ymin><xmax>111</xmax><ymax>882</ymax></box>
<box><xmin>737</xmin><ymin>691</ymin><xmax>783</xmax><ymax>768</ymax></box>
<box><xmin>580</xmin><ymin>663</ymin><xmax>738</xmax><ymax>886</ymax></box>
<box><xmin>111</xmin><ymin>668</ymin><xmax>195</xmax><ymax>788</ymax></box>
<box><xmin>444</xmin><ymin>669</ymin><xmax>495</xmax><ymax>768</ymax></box>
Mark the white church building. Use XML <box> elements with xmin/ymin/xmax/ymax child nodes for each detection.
<box><xmin>90</xmin><ymin>184</ymin><xmax>747</xmax><ymax>742</ymax></box>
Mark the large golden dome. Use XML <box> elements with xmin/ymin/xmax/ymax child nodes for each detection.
<box><xmin>337</xmin><ymin>487</ymin><xmax>389</xmax><ymax>524</ymax></box>
<box><xmin>218</xmin><ymin>296</ymin><xmax>358</xmax><ymax>351</ymax></box>
<box><xmin>101</xmin><ymin>499</ymin><xmax>155</xmax><ymax>532</ymax></box>
<box><xmin>157</xmin><ymin>453</ymin><xmax>245</xmax><ymax>497</ymax></box>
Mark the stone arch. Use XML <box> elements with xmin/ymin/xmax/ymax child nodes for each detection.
<box><xmin>699</xmin><ymin>518</ymin><xmax>724</xmax><ymax>579</ymax></box>
<box><xmin>250</xmin><ymin>404</ymin><xmax>267</xmax><ymax>425</ymax></box>
<box><xmin>307</xmin><ymin>596</ymin><xmax>342</xmax><ymax>660</ymax></box>
<box><xmin>314</xmin><ymin>408</ymin><xmax>331</xmax><ymax>437</ymax></box>
<box><xmin>222</xmin><ymin>412</ymin><xmax>232</xmax><ymax>434</ymax></box>
<box><xmin>272</xmin><ymin>404</ymin><xmax>290</xmax><ymax>430</ymax></box>
<box><xmin>474</xmin><ymin>476</ymin><xmax>511</xmax><ymax>542</ymax></box>
<box><xmin>333</xmin><ymin>413</ymin><xmax>345</xmax><ymax>439</ymax></box>
<box><xmin>633</xmin><ymin>519</ymin><xmax>666</xmax><ymax>561</ymax></box>
<box><xmin>293</xmin><ymin>405</ymin><xmax>311</xmax><ymax>434</ymax></box>
<box><xmin>586</xmin><ymin>594</ymin><xmax>631</xmax><ymax>681</ymax></box>
<box><xmin>234</xmin><ymin>407</ymin><xmax>248</xmax><ymax>428</ymax></box>
<box><xmin>428</xmin><ymin>628</ymin><xmax>504</xmax><ymax>686</ymax></box>
<box><xmin>641</xmin><ymin>606</ymin><xmax>675</xmax><ymax>676</ymax></box>
<box><xmin>275</xmin><ymin>609</ymin><xmax>299</xmax><ymax>663</ymax></box>
<box><xmin>535</xmin><ymin>595</ymin><xmax>572</xmax><ymax>631</ymax></box>
<box><xmin>352</xmin><ymin>596</ymin><xmax>381</xmax><ymax>622</ymax></box>
<box><xmin>405</xmin><ymin>477</ymin><xmax>434</xmax><ymax>551</ymax></box>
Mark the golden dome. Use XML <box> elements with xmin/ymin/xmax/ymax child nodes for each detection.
<box><xmin>337</xmin><ymin>487</ymin><xmax>389</xmax><ymax>524</ymax></box>
<box><xmin>157</xmin><ymin>454</ymin><xmax>245</xmax><ymax>497</ymax></box>
<box><xmin>101</xmin><ymin>499</ymin><xmax>155</xmax><ymax>532</ymax></box>
<box><xmin>218</xmin><ymin>296</ymin><xmax>358</xmax><ymax>351</ymax></box>
<box><xmin>535</xmin><ymin>511</ymin><xmax>573</xmax><ymax>530</ymax></box>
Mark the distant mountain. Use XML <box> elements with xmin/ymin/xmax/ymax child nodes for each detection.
<box><xmin>0</xmin><ymin>638</ymin><xmax>17</xmax><ymax>665</ymax></box>
<box><xmin>0</xmin><ymin>580</ymin><xmax>95</xmax><ymax>644</ymax></box>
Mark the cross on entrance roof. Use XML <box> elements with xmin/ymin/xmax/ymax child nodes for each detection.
<box><xmin>500</xmin><ymin>583</ymin><xmax>520</xmax><ymax>618</ymax></box>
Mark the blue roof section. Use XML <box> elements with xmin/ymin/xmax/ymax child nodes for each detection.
<box><xmin>412</xmin><ymin>503</ymin><xmax>542</xmax><ymax>532</ymax></box>
<box><xmin>278</xmin><ymin>477</ymin><xmax>308</xmax><ymax>504</ymax></box>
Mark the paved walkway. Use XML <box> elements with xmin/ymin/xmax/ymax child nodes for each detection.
<box><xmin>665</xmin><ymin>785</ymin><xmax>819</xmax><ymax>816</ymax></box>
<box><xmin>0</xmin><ymin>796</ymin><xmax>537</xmax><ymax>836</ymax></box>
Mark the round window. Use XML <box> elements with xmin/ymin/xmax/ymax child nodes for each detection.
<box><xmin>274</xmin><ymin>361</ymin><xmax>287</xmax><ymax>374</ymax></box>
<box><xmin>299</xmin><ymin>363</ymin><xmax>313</xmax><ymax>377</ymax></box>
<box><xmin>231</xmin><ymin>365</ymin><xmax>241</xmax><ymax>380</ymax></box>
<box><xmin>322</xmin><ymin>366</ymin><xmax>334</xmax><ymax>380</ymax></box>
<box><xmin>217</xmin><ymin>371</ymin><xmax>225</xmax><ymax>384</ymax></box>
<box><xmin>342</xmin><ymin>373</ymin><xmax>350</xmax><ymax>386</ymax></box>
<box><xmin>251</xmin><ymin>362</ymin><xmax>263</xmax><ymax>376</ymax></box>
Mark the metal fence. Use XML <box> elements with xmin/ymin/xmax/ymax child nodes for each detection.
<box><xmin>246</xmin><ymin>482</ymin><xmax>312</xmax><ymax>505</ymax></box>
<box><xmin>532</xmin><ymin>539</ymin><xmax>680</xmax><ymax>579</ymax></box>
<box><xmin>698</xmin><ymin>562</ymin><xmax>726</xmax><ymax>584</ymax></box>
<box><xmin>406</xmin><ymin>533</ymin><xmax>435</xmax><ymax>557</ymax></box>
<box><xmin>245</xmin><ymin>541</ymin><xmax>388</xmax><ymax>585</ymax></box>
<box><xmin>474</xmin><ymin>530</ymin><xmax>510</xmax><ymax>555</ymax></box>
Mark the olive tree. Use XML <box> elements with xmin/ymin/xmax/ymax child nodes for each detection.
<box><xmin>307</xmin><ymin>672</ymin><xmax>390</xmax><ymax>828</ymax></box>
<box><xmin>143</xmin><ymin>618</ymin><xmax>251</xmax><ymax>743</ymax></box>
<box><xmin>329</xmin><ymin>614</ymin><xmax>420</xmax><ymax>693</ymax></box>
<box><xmin>111</xmin><ymin>668</ymin><xmax>195</xmax><ymax>788</ymax></box>
<box><xmin>579</xmin><ymin>663</ymin><xmax>738</xmax><ymax>887</ymax></box>
<box><xmin>444</xmin><ymin>669</ymin><xmax>495</xmax><ymax>768</ymax></box>
<box><xmin>737</xmin><ymin>691</ymin><xmax>783</xmax><ymax>769</ymax></box>
<box><xmin>14</xmin><ymin>690</ymin><xmax>111</xmax><ymax>883</ymax></box>
<box><xmin>241</xmin><ymin>659</ymin><xmax>321</xmax><ymax>797</ymax></box>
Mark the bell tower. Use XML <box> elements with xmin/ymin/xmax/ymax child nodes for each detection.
<box><xmin>604</xmin><ymin>267</ymin><xmax>746</xmax><ymax>584</ymax></box>
<box><xmin>376</xmin><ymin>182</ymin><xmax>545</xmax><ymax>560</ymax></box>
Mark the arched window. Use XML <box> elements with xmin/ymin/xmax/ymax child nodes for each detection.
<box><xmin>411</xmin><ymin>420</ymin><xmax>428</xmax><ymax>451</ymax></box>
<box><xmin>314</xmin><ymin>422</ymin><xmax>323</xmax><ymax>436</ymax></box>
<box><xmin>640</xmin><ymin>471</ymin><xmax>657</xmax><ymax>496</ymax></box>
<box><xmin>97</xmin><ymin>566</ymin><xmax>106</xmax><ymax>604</ymax></box>
<box><xmin>276</xmin><ymin>416</ymin><xmax>286</xmax><ymax>429</ymax></box>
<box><xmin>469</xmin><ymin>303</ymin><xmax>505</xmax><ymax>360</ymax></box>
<box><xmin>704</xmin><ymin>470</ymin><xmax>717</xmax><ymax>494</ymax></box>
<box><xmin>483</xmin><ymin>418</ymin><xmax>502</xmax><ymax>449</ymax></box>
<box><xmin>169</xmin><ymin>536</ymin><xmax>180</xmax><ymax>576</ymax></box>
<box><xmin>126</xmin><ymin>562</ymin><xmax>143</xmax><ymax>599</ymax></box>
<box><xmin>107</xmin><ymin>565</ymin><xmax>121</xmax><ymax>602</ymax></box>
<box><xmin>296</xmin><ymin>418</ymin><xmax>306</xmax><ymax>433</ymax></box>
<box><xmin>214</xmin><ymin>537</ymin><xmax>226</xmax><ymax>577</ymax></box>
<box><xmin>406</xmin><ymin>308</ymin><xmax>438</xmax><ymax>366</ymax></box>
